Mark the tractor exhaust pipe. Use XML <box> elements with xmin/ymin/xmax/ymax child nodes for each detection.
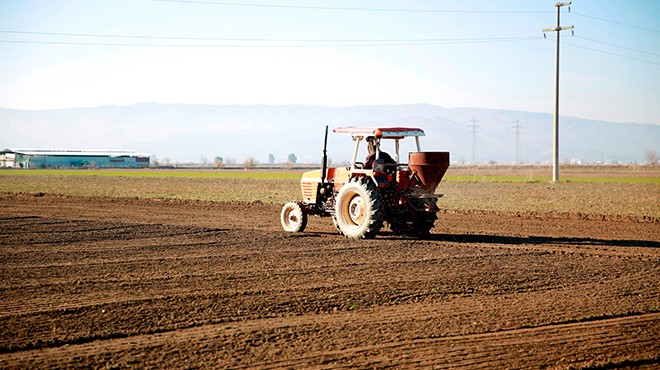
<box><xmin>320</xmin><ymin>125</ymin><xmax>329</xmax><ymax>184</ymax></box>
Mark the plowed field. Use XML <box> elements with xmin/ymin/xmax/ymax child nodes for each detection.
<box><xmin>1</xmin><ymin>193</ymin><xmax>658</xmax><ymax>369</ymax></box>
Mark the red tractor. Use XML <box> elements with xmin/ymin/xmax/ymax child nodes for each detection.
<box><xmin>280</xmin><ymin>126</ymin><xmax>450</xmax><ymax>239</ymax></box>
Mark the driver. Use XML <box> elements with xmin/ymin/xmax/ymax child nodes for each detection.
<box><xmin>364</xmin><ymin>136</ymin><xmax>396</xmax><ymax>169</ymax></box>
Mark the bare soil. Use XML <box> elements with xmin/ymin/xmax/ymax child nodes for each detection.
<box><xmin>0</xmin><ymin>192</ymin><xmax>658</xmax><ymax>369</ymax></box>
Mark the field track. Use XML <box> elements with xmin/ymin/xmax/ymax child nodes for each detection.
<box><xmin>1</xmin><ymin>193</ymin><xmax>658</xmax><ymax>368</ymax></box>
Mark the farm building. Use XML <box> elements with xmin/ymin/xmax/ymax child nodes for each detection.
<box><xmin>0</xmin><ymin>149</ymin><xmax>151</xmax><ymax>169</ymax></box>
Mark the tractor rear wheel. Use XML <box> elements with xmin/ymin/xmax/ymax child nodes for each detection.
<box><xmin>334</xmin><ymin>177</ymin><xmax>384</xmax><ymax>239</ymax></box>
<box><xmin>280</xmin><ymin>201</ymin><xmax>307</xmax><ymax>232</ymax></box>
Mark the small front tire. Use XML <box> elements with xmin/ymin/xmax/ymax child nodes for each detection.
<box><xmin>281</xmin><ymin>201</ymin><xmax>308</xmax><ymax>232</ymax></box>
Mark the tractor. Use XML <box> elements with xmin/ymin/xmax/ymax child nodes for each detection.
<box><xmin>280</xmin><ymin>126</ymin><xmax>450</xmax><ymax>239</ymax></box>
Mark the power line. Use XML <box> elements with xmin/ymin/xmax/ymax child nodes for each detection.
<box><xmin>557</xmin><ymin>39</ymin><xmax>660</xmax><ymax>66</ymax></box>
<box><xmin>0</xmin><ymin>29</ymin><xmax>287</xmax><ymax>42</ymax></box>
<box><xmin>572</xmin><ymin>11</ymin><xmax>660</xmax><ymax>34</ymax></box>
<box><xmin>574</xmin><ymin>35</ymin><xmax>660</xmax><ymax>57</ymax></box>
<box><xmin>5</xmin><ymin>31</ymin><xmax>657</xmax><ymax>64</ymax></box>
<box><xmin>0</xmin><ymin>30</ymin><xmax>541</xmax><ymax>44</ymax></box>
<box><xmin>4</xmin><ymin>31</ymin><xmax>656</xmax><ymax>58</ymax></box>
<box><xmin>543</xmin><ymin>34</ymin><xmax>660</xmax><ymax>66</ymax></box>
<box><xmin>0</xmin><ymin>35</ymin><xmax>542</xmax><ymax>48</ymax></box>
<box><xmin>147</xmin><ymin>0</ymin><xmax>551</xmax><ymax>14</ymax></box>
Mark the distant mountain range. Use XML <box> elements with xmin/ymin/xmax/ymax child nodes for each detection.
<box><xmin>1</xmin><ymin>103</ymin><xmax>658</xmax><ymax>164</ymax></box>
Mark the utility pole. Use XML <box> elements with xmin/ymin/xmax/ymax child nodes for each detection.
<box><xmin>513</xmin><ymin>119</ymin><xmax>522</xmax><ymax>164</ymax></box>
<box><xmin>468</xmin><ymin>117</ymin><xmax>479</xmax><ymax>165</ymax></box>
<box><xmin>543</xmin><ymin>2</ymin><xmax>573</xmax><ymax>182</ymax></box>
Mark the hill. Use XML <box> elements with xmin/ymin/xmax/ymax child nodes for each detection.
<box><xmin>1</xmin><ymin>103</ymin><xmax>658</xmax><ymax>164</ymax></box>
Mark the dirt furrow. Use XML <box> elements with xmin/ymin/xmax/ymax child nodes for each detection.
<box><xmin>2</xmin><ymin>311</ymin><xmax>657</xmax><ymax>369</ymax></box>
<box><xmin>244</xmin><ymin>313</ymin><xmax>660</xmax><ymax>369</ymax></box>
<box><xmin>0</xmin><ymin>193</ymin><xmax>658</xmax><ymax>367</ymax></box>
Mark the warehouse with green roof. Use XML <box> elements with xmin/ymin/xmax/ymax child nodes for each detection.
<box><xmin>0</xmin><ymin>149</ymin><xmax>151</xmax><ymax>169</ymax></box>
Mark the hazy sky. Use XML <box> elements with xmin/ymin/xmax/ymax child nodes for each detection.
<box><xmin>1</xmin><ymin>0</ymin><xmax>658</xmax><ymax>124</ymax></box>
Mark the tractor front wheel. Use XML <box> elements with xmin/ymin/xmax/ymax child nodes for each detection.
<box><xmin>334</xmin><ymin>177</ymin><xmax>384</xmax><ymax>239</ymax></box>
<box><xmin>280</xmin><ymin>201</ymin><xmax>308</xmax><ymax>232</ymax></box>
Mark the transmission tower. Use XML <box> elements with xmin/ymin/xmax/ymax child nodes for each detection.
<box><xmin>468</xmin><ymin>117</ymin><xmax>479</xmax><ymax>164</ymax></box>
<box><xmin>513</xmin><ymin>119</ymin><xmax>522</xmax><ymax>164</ymax></box>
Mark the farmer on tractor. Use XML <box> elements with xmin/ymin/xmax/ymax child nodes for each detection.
<box><xmin>363</xmin><ymin>136</ymin><xmax>396</xmax><ymax>170</ymax></box>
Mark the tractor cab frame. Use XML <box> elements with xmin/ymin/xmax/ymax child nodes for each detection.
<box><xmin>334</xmin><ymin>126</ymin><xmax>424</xmax><ymax>172</ymax></box>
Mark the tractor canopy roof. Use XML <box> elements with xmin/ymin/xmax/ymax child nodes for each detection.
<box><xmin>333</xmin><ymin>127</ymin><xmax>425</xmax><ymax>138</ymax></box>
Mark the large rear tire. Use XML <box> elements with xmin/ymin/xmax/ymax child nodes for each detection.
<box><xmin>280</xmin><ymin>201</ymin><xmax>307</xmax><ymax>232</ymax></box>
<box><xmin>334</xmin><ymin>177</ymin><xmax>384</xmax><ymax>239</ymax></box>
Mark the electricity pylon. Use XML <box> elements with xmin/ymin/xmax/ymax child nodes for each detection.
<box><xmin>468</xmin><ymin>117</ymin><xmax>478</xmax><ymax>165</ymax></box>
<box><xmin>513</xmin><ymin>119</ymin><xmax>522</xmax><ymax>164</ymax></box>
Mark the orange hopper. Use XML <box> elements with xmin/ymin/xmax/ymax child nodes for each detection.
<box><xmin>408</xmin><ymin>152</ymin><xmax>450</xmax><ymax>192</ymax></box>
